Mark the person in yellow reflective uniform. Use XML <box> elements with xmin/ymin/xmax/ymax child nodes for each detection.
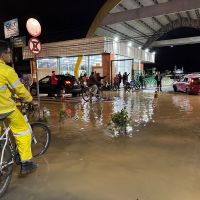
<box><xmin>0</xmin><ymin>40</ymin><xmax>38</xmax><ymax>175</ymax></box>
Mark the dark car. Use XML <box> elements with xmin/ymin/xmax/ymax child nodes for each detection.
<box><xmin>30</xmin><ymin>74</ymin><xmax>81</xmax><ymax>97</ymax></box>
<box><xmin>173</xmin><ymin>74</ymin><xmax>200</xmax><ymax>95</ymax></box>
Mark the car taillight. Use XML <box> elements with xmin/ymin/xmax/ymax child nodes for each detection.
<box><xmin>190</xmin><ymin>79</ymin><xmax>195</xmax><ymax>85</ymax></box>
<box><xmin>65</xmin><ymin>81</ymin><xmax>71</xmax><ymax>85</ymax></box>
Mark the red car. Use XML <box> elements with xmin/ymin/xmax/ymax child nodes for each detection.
<box><xmin>173</xmin><ymin>74</ymin><xmax>200</xmax><ymax>95</ymax></box>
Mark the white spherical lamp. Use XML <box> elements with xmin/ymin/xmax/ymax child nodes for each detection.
<box><xmin>26</xmin><ymin>18</ymin><xmax>41</xmax><ymax>37</ymax></box>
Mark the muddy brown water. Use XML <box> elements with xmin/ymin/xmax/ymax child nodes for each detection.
<box><xmin>2</xmin><ymin>90</ymin><xmax>200</xmax><ymax>200</ymax></box>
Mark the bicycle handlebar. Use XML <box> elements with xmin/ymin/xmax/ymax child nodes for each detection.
<box><xmin>13</xmin><ymin>97</ymin><xmax>38</xmax><ymax>115</ymax></box>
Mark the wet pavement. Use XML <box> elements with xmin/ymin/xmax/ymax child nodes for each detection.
<box><xmin>2</xmin><ymin>88</ymin><xmax>200</xmax><ymax>200</ymax></box>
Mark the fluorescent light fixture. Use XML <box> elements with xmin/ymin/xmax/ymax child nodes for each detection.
<box><xmin>138</xmin><ymin>46</ymin><xmax>141</xmax><ymax>49</ymax></box>
<box><xmin>114</xmin><ymin>36</ymin><xmax>119</xmax><ymax>42</ymax></box>
<box><xmin>145</xmin><ymin>48</ymin><xmax>149</xmax><ymax>52</ymax></box>
<box><xmin>128</xmin><ymin>42</ymin><xmax>132</xmax><ymax>47</ymax></box>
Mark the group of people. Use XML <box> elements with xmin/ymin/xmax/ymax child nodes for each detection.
<box><xmin>114</xmin><ymin>72</ymin><xmax>146</xmax><ymax>90</ymax></box>
<box><xmin>114</xmin><ymin>72</ymin><xmax>130</xmax><ymax>90</ymax></box>
<box><xmin>51</xmin><ymin>69</ymin><xmax>163</xmax><ymax>95</ymax></box>
<box><xmin>79</xmin><ymin>71</ymin><xmax>106</xmax><ymax>96</ymax></box>
<box><xmin>51</xmin><ymin>67</ymin><xmax>164</xmax><ymax>95</ymax></box>
<box><xmin>113</xmin><ymin>71</ymin><xmax>162</xmax><ymax>91</ymax></box>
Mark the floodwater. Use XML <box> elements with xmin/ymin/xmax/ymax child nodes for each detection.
<box><xmin>2</xmin><ymin>89</ymin><xmax>200</xmax><ymax>200</ymax></box>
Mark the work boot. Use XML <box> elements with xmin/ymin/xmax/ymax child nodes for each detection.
<box><xmin>20</xmin><ymin>161</ymin><xmax>38</xmax><ymax>175</ymax></box>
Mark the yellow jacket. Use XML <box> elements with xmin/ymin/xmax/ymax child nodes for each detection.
<box><xmin>0</xmin><ymin>59</ymin><xmax>32</xmax><ymax>114</ymax></box>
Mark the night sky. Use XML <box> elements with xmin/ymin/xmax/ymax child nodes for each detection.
<box><xmin>1</xmin><ymin>1</ymin><xmax>200</xmax><ymax>73</ymax></box>
<box><xmin>0</xmin><ymin>0</ymin><xmax>106</xmax><ymax>42</ymax></box>
<box><xmin>146</xmin><ymin>27</ymin><xmax>200</xmax><ymax>73</ymax></box>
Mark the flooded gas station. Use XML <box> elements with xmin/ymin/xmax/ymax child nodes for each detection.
<box><xmin>2</xmin><ymin>88</ymin><xmax>200</xmax><ymax>200</ymax></box>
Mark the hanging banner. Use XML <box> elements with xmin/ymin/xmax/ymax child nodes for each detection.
<box><xmin>4</xmin><ymin>18</ymin><xmax>19</xmax><ymax>39</ymax></box>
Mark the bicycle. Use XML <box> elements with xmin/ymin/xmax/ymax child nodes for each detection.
<box><xmin>124</xmin><ymin>80</ymin><xmax>140</xmax><ymax>92</ymax></box>
<box><xmin>0</xmin><ymin>102</ymin><xmax>51</xmax><ymax>197</ymax></box>
<box><xmin>82</xmin><ymin>85</ymin><xmax>103</xmax><ymax>102</ymax></box>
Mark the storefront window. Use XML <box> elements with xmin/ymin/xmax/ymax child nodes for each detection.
<box><xmin>113</xmin><ymin>55</ymin><xmax>133</xmax><ymax>81</ymax></box>
<box><xmin>79</xmin><ymin>56</ymin><xmax>89</xmax><ymax>77</ymax></box>
<box><xmin>37</xmin><ymin>58</ymin><xmax>58</xmax><ymax>69</ymax></box>
<box><xmin>37</xmin><ymin>55</ymin><xmax>102</xmax><ymax>77</ymax></box>
<box><xmin>59</xmin><ymin>55</ymin><xmax>102</xmax><ymax>77</ymax></box>
<box><xmin>60</xmin><ymin>56</ymin><xmax>89</xmax><ymax>76</ymax></box>
<box><xmin>88</xmin><ymin>55</ymin><xmax>102</xmax><ymax>75</ymax></box>
<box><xmin>60</xmin><ymin>57</ymin><xmax>76</xmax><ymax>75</ymax></box>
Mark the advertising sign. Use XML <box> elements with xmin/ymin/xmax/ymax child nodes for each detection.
<box><xmin>4</xmin><ymin>18</ymin><xmax>19</xmax><ymax>38</ymax></box>
<box><xmin>13</xmin><ymin>36</ymin><xmax>26</xmax><ymax>48</ymax></box>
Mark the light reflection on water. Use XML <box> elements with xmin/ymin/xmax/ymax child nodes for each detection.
<box><xmin>110</xmin><ymin>92</ymin><xmax>155</xmax><ymax>136</ymax></box>
<box><xmin>172</xmin><ymin>94</ymin><xmax>193</xmax><ymax>113</ymax></box>
<box><xmin>51</xmin><ymin>92</ymin><xmax>156</xmax><ymax>137</ymax></box>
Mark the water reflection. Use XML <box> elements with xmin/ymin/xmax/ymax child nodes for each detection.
<box><xmin>54</xmin><ymin>92</ymin><xmax>157</xmax><ymax>137</ymax></box>
<box><xmin>82</xmin><ymin>102</ymin><xmax>103</xmax><ymax>127</ymax></box>
<box><xmin>8</xmin><ymin>92</ymin><xmax>200</xmax><ymax>200</ymax></box>
<box><xmin>112</xmin><ymin>92</ymin><xmax>155</xmax><ymax>131</ymax></box>
<box><xmin>172</xmin><ymin>94</ymin><xmax>193</xmax><ymax>113</ymax></box>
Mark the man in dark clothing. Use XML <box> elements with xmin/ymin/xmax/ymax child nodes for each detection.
<box><xmin>96</xmin><ymin>73</ymin><xmax>106</xmax><ymax>88</ymax></box>
<box><xmin>155</xmin><ymin>71</ymin><xmax>162</xmax><ymax>91</ymax></box>
<box><xmin>139</xmin><ymin>74</ymin><xmax>145</xmax><ymax>89</ymax></box>
<box><xmin>123</xmin><ymin>72</ymin><xmax>130</xmax><ymax>85</ymax></box>
<box><xmin>118</xmin><ymin>72</ymin><xmax>122</xmax><ymax>87</ymax></box>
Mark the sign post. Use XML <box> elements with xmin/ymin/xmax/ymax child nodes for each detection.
<box><xmin>28</xmin><ymin>37</ymin><xmax>42</xmax><ymax>110</ymax></box>
<box><xmin>26</xmin><ymin>18</ymin><xmax>42</xmax><ymax>118</ymax></box>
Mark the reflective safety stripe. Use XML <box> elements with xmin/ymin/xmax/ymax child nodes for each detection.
<box><xmin>0</xmin><ymin>85</ymin><xmax>7</xmax><ymax>91</ymax></box>
<box><xmin>7</xmin><ymin>84</ymin><xmax>12</xmax><ymax>90</ymax></box>
<box><xmin>10</xmin><ymin>79</ymin><xmax>20</xmax><ymax>88</ymax></box>
<box><xmin>13</xmin><ymin>129</ymin><xmax>31</xmax><ymax>137</ymax></box>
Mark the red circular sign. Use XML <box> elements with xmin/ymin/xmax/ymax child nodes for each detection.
<box><xmin>28</xmin><ymin>37</ymin><xmax>42</xmax><ymax>54</ymax></box>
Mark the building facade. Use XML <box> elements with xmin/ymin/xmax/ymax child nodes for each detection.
<box><xmin>23</xmin><ymin>36</ymin><xmax>155</xmax><ymax>83</ymax></box>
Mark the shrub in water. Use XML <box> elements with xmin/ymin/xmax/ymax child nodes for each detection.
<box><xmin>111</xmin><ymin>107</ymin><xmax>130</xmax><ymax>134</ymax></box>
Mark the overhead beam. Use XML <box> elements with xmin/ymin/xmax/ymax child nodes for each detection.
<box><xmin>118</xmin><ymin>3</ymin><xmax>155</xmax><ymax>33</ymax></box>
<box><xmin>143</xmin><ymin>18</ymin><xmax>200</xmax><ymax>49</ymax></box>
<box><xmin>151</xmin><ymin>36</ymin><xmax>200</xmax><ymax>47</ymax></box>
<box><xmin>86</xmin><ymin>0</ymin><xmax>122</xmax><ymax>37</ymax></box>
<box><xmin>101</xmin><ymin>0</ymin><xmax>200</xmax><ymax>26</ymax></box>
<box><xmin>133</xmin><ymin>0</ymin><xmax>164</xmax><ymax>28</ymax></box>
<box><xmin>101</xmin><ymin>26</ymin><xmax>144</xmax><ymax>46</ymax></box>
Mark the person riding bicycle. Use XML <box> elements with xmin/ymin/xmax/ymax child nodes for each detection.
<box><xmin>88</xmin><ymin>72</ymin><xmax>98</xmax><ymax>96</ymax></box>
<box><xmin>96</xmin><ymin>73</ymin><xmax>106</xmax><ymax>88</ymax></box>
<box><xmin>0</xmin><ymin>40</ymin><xmax>38</xmax><ymax>175</ymax></box>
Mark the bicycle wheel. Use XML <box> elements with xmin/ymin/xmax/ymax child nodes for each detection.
<box><xmin>82</xmin><ymin>88</ymin><xmax>91</xmax><ymax>102</ymax></box>
<box><xmin>134</xmin><ymin>84</ymin><xmax>140</xmax><ymax>90</ymax></box>
<box><xmin>0</xmin><ymin>145</ymin><xmax>13</xmax><ymax>198</ymax></box>
<box><xmin>125</xmin><ymin>85</ymin><xmax>131</xmax><ymax>92</ymax></box>
<box><xmin>31</xmin><ymin>122</ymin><xmax>51</xmax><ymax>157</ymax></box>
<box><xmin>96</xmin><ymin>89</ymin><xmax>103</xmax><ymax>100</ymax></box>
